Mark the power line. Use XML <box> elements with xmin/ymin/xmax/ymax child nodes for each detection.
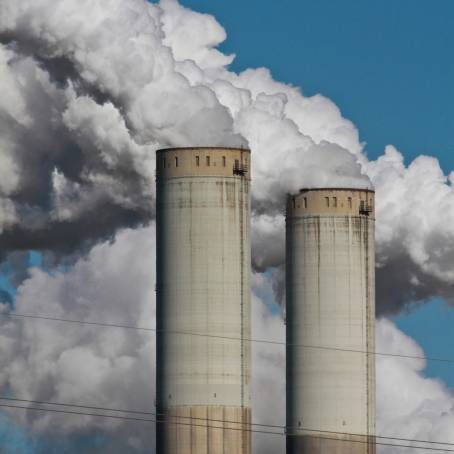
<box><xmin>0</xmin><ymin>395</ymin><xmax>154</xmax><ymax>417</ymax></box>
<box><xmin>1</xmin><ymin>396</ymin><xmax>454</xmax><ymax>450</ymax></box>
<box><xmin>1</xmin><ymin>401</ymin><xmax>454</xmax><ymax>452</ymax></box>
<box><xmin>0</xmin><ymin>402</ymin><xmax>282</xmax><ymax>436</ymax></box>
<box><xmin>0</xmin><ymin>395</ymin><xmax>276</xmax><ymax>429</ymax></box>
<box><xmin>3</xmin><ymin>312</ymin><xmax>154</xmax><ymax>333</ymax></box>
<box><xmin>3</xmin><ymin>311</ymin><xmax>453</xmax><ymax>365</ymax></box>
<box><xmin>5</xmin><ymin>311</ymin><xmax>454</xmax><ymax>450</ymax></box>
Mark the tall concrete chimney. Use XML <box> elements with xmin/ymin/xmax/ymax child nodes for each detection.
<box><xmin>156</xmin><ymin>147</ymin><xmax>251</xmax><ymax>454</ymax></box>
<box><xmin>286</xmin><ymin>188</ymin><xmax>375</xmax><ymax>454</ymax></box>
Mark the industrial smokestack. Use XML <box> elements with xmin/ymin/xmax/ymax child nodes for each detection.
<box><xmin>156</xmin><ymin>147</ymin><xmax>252</xmax><ymax>454</ymax></box>
<box><xmin>286</xmin><ymin>188</ymin><xmax>375</xmax><ymax>454</ymax></box>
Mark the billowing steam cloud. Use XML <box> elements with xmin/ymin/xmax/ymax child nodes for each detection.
<box><xmin>1</xmin><ymin>0</ymin><xmax>454</xmax><ymax>452</ymax></box>
<box><xmin>1</xmin><ymin>226</ymin><xmax>453</xmax><ymax>453</ymax></box>
<box><xmin>0</xmin><ymin>227</ymin><xmax>157</xmax><ymax>452</ymax></box>
<box><xmin>0</xmin><ymin>0</ymin><xmax>453</xmax><ymax>313</ymax></box>
<box><xmin>0</xmin><ymin>0</ymin><xmax>366</xmax><ymax>253</ymax></box>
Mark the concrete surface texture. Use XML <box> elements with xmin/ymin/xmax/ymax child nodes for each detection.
<box><xmin>286</xmin><ymin>188</ymin><xmax>376</xmax><ymax>454</ymax></box>
<box><xmin>156</xmin><ymin>147</ymin><xmax>251</xmax><ymax>454</ymax></box>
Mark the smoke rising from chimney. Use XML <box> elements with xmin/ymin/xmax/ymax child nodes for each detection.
<box><xmin>0</xmin><ymin>1</ymin><xmax>454</xmax><ymax>451</ymax></box>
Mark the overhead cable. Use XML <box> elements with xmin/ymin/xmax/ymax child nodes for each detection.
<box><xmin>3</xmin><ymin>311</ymin><xmax>451</xmax><ymax>364</ymax></box>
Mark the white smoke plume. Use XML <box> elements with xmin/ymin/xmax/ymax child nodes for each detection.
<box><xmin>0</xmin><ymin>0</ymin><xmax>454</xmax><ymax>451</ymax></box>
<box><xmin>1</xmin><ymin>226</ymin><xmax>453</xmax><ymax>453</ymax></box>
<box><xmin>0</xmin><ymin>0</ymin><xmax>452</xmax><ymax>313</ymax></box>
<box><xmin>0</xmin><ymin>0</ymin><xmax>366</xmax><ymax>253</ymax></box>
<box><xmin>0</xmin><ymin>227</ymin><xmax>157</xmax><ymax>452</ymax></box>
<box><xmin>376</xmin><ymin>318</ymin><xmax>454</xmax><ymax>454</ymax></box>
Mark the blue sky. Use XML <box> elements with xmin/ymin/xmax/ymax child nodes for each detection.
<box><xmin>181</xmin><ymin>0</ymin><xmax>454</xmax><ymax>172</ymax></box>
<box><xmin>178</xmin><ymin>0</ymin><xmax>454</xmax><ymax>386</ymax></box>
<box><xmin>394</xmin><ymin>300</ymin><xmax>454</xmax><ymax>385</ymax></box>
